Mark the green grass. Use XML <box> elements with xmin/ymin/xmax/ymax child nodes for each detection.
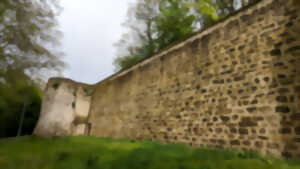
<box><xmin>0</xmin><ymin>136</ymin><xmax>299</xmax><ymax>169</ymax></box>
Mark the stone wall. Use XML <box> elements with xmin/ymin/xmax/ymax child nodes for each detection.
<box><xmin>34</xmin><ymin>78</ymin><xmax>93</xmax><ymax>137</ymax></box>
<box><xmin>35</xmin><ymin>0</ymin><xmax>300</xmax><ymax>158</ymax></box>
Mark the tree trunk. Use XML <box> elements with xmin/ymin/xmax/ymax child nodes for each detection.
<box><xmin>17</xmin><ymin>102</ymin><xmax>26</xmax><ymax>137</ymax></box>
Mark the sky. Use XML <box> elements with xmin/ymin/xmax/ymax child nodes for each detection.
<box><xmin>58</xmin><ymin>0</ymin><xmax>136</xmax><ymax>84</ymax></box>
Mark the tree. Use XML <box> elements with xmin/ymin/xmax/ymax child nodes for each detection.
<box><xmin>154</xmin><ymin>0</ymin><xmax>196</xmax><ymax>49</ymax></box>
<box><xmin>114</xmin><ymin>0</ymin><xmax>258</xmax><ymax>71</ymax></box>
<box><xmin>0</xmin><ymin>0</ymin><xmax>64</xmax><ymax>138</ymax></box>
<box><xmin>0</xmin><ymin>69</ymin><xmax>42</xmax><ymax>138</ymax></box>
<box><xmin>188</xmin><ymin>0</ymin><xmax>219</xmax><ymax>27</ymax></box>
<box><xmin>0</xmin><ymin>0</ymin><xmax>65</xmax><ymax>78</ymax></box>
<box><xmin>114</xmin><ymin>0</ymin><xmax>160</xmax><ymax>71</ymax></box>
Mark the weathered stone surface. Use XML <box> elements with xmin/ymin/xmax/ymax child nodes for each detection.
<box><xmin>34</xmin><ymin>0</ymin><xmax>300</xmax><ymax>158</ymax></box>
<box><xmin>34</xmin><ymin>78</ymin><xmax>93</xmax><ymax>137</ymax></box>
<box><xmin>276</xmin><ymin>106</ymin><xmax>290</xmax><ymax>113</ymax></box>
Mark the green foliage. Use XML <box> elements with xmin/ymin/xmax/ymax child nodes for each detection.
<box><xmin>154</xmin><ymin>0</ymin><xmax>196</xmax><ymax>49</ymax></box>
<box><xmin>0</xmin><ymin>0</ymin><xmax>63</xmax><ymax>139</ymax></box>
<box><xmin>114</xmin><ymin>0</ymin><xmax>258</xmax><ymax>71</ymax></box>
<box><xmin>72</xmin><ymin>101</ymin><xmax>76</xmax><ymax>109</ymax></box>
<box><xmin>0</xmin><ymin>69</ymin><xmax>42</xmax><ymax>138</ymax></box>
<box><xmin>0</xmin><ymin>0</ymin><xmax>65</xmax><ymax>76</ymax></box>
<box><xmin>114</xmin><ymin>54</ymin><xmax>144</xmax><ymax>70</ymax></box>
<box><xmin>0</xmin><ymin>136</ymin><xmax>299</xmax><ymax>169</ymax></box>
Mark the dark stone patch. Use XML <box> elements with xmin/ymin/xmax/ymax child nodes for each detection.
<box><xmin>278</xmin><ymin>74</ymin><xmax>286</xmax><ymax>79</ymax></box>
<box><xmin>240</xmin><ymin>14</ymin><xmax>251</xmax><ymax>22</ymax></box>
<box><xmin>202</xmin><ymin>73</ymin><xmax>213</xmax><ymax>80</ymax></box>
<box><xmin>193</xmin><ymin>101</ymin><xmax>201</xmax><ymax>108</ymax></box>
<box><xmin>263</xmin><ymin>77</ymin><xmax>270</xmax><ymax>82</ymax></box>
<box><xmin>207</xmin><ymin>123</ymin><xmax>213</xmax><ymax>126</ymax></box>
<box><xmin>255</xmin><ymin>93</ymin><xmax>264</xmax><ymax>98</ymax></box>
<box><xmin>255</xmin><ymin>78</ymin><xmax>260</xmax><ymax>84</ymax></box>
<box><xmin>243</xmin><ymin>100</ymin><xmax>249</xmax><ymax>106</ymax></box>
<box><xmin>295</xmin><ymin>127</ymin><xmax>300</xmax><ymax>135</ymax></box>
<box><xmin>234</xmin><ymin>75</ymin><xmax>245</xmax><ymax>81</ymax></box>
<box><xmin>294</xmin><ymin>137</ymin><xmax>300</xmax><ymax>142</ymax></box>
<box><xmin>259</xmin><ymin>128</ymin><xmax>266</xmax><ymax>134</ymax></box>
<box><xmin>280</xmin><ymin>79</ymin><xmax>294</xmax><ymax>86</ymax></box>
<box><xmin>280</xmin><ymin>128</ymin><xmax>292</xmax><ymax>134</ymax></box>
<box><xmin>221</xmin><ymin>70</ymin><xmax>233</xmax><ymax>75</ymax></box>
<box><xmin>253</xmin><ymin>116</ymin><xmax>264</xmax><ymax>121</ymax></box>
<box><xmin>230</xmin><ymin>128</ymin><xmax>237</xmax><ymax>134</ymax></box>
<box><xmin>274</xmin><ymin>62</ymin><xmax>284</xmax><ymax>67</ymax></box>
<box><xmin>191</xmin><ymin>39</ymin><xmax>200</xmax><ymax>54</ymax></box>
<box><xmin>295</xmin><ymin>86</ymin><xmax>300</xmax><ymax>92</ymax></box>
<box><xmin>243</xmin><ymin>140</ymin><xmax>251</xmax><ymax>146</ymax></box>
<box><xmin>210</xmin><ymin>139</ymin><xmax>216</xmax><ymax>143</ymax></box>
<box><xmin>275</xmin><ymin>42</ymin><xmax>283</xmax><ymax>48</ymax></box>
<box><xmin>220</xmin><ymin>116</ymin><xmax>230</xmax><ymax>122</ymax></box>
<box><xmin>229</xmin><ymin>48</ymin><xmax>235</xmax><ymax>52</ymax></box>
<box><xmin>247</xmin><ymin>107</ymin><xmax>257</xmax><ymax>113</ymax></box>
<box><xmin>269</xmin><ymin>83</ymin><xmax>278</xmax><ymax>88</ymax></box>
<box><xmin>239</xmin><ymin>117</ymin><xmax>257</xmax><ymax>127</ymax></box>
<box><xmin>263</xmin><ymin>23</ymin><xmax>275</xmax><ymax>29</ymax></box>
<box><xmin>286</xmin><ymin>38</ymin><xmax>296</xmax><ymax>44</ymax></box>
<box><xmin>251</xmin><ymin>100</ymin><xmax>258</xmax><ymax>104</ymax></box>
<box><xmin>238</xmin><ymin>45</ymin><xmax>245</xmax><ymax>50</ymax></box>
<box><xmin>278</xmin><ymin>88</ymin><xmax>289</xmax><ymax>94</ymax></box>
<box><xmin>239</xmin><ymin>128</ymin><xmax>248</xmax><ymax>135</ymax></box>
<box><xmin>258</xmin><ymin>136</ymin><xmax>268</xmax><ymax>140</ymax></box>
<box><xmin>285</xmin><ymin>144</ymin><xmax>298</xmax><ymax>150</ymax></box>
<box><xmin>215</xmin><ymin>128</ymin><xmax>223</xmax><ymax>133</ymax></box>
<box><xmin>232</xmin><ymin>61</ymin><xmax>238</xmax><ymax>65</ymax></box>
<box><xmin>285</xmin><ymin>22</ymin><xmax>293</xmax><ymax>27</ymax></box>
<box><xmin>286</xmin><ymin>46</ymin><xmax>300</xmax><ymax>53</ymax></box>
<box><xmin>279</xmin><ymin>32</ymin><xmax>289</xmax><ymax>37</ymax></box>
<box><xmin>291</xmin><ymin>113</ymin><xmax>300</xmax><ymax>121</ymax></box>
<box><xmin>201</xmin><ymin>89</ymin><xmax>207</xmax><ymax>94</ymax></box>
<box><xmin>276</xmin><ymin>96</ymin><xmax>288</xmax><ymax>103</ymax></box>
<box><xmin>232</xmin><ymin>115</ymin><xmax>239</xmax><ymax>120</ymax></box>
<box><xmin>217</xmin><ymin>139</ymin><xmax>226</xmax><ymax>145</ymax></box>
<box><xmin>270</xmin><ymin>49</ymin><xmax>281</xmax><ymax>56</ymax></box>
<box><xmin>230</xmin><ymin>140</ymin><xmax>240</xmax><ymax>145</ymax></box>
<box><xmin>238</xmin><ymin>89</ymin><xmax>244</xmax><ymax>94</ymax></box>
<box><xmin>282</xmin><ymin>152</ymin><xmax>292</xmax><ymax>159</ymax></box>
<box><xmin>225</xmin><ymin>20</ymin><xmax>239</xmax><ymax>33</ymax></box>
<box><xmin>212</xmin><ymin>79</ymin><xmax>224</xmax><ymax>84</ymax></box>
<box><xmin>284</xmin><ymin>9</ymin><xmax>297</xmax><ymax>16</ymax></box>
<box><xmin>255</xmin><ymin>141</ymin><xmax>263</xmax><ymax>148</ymax></box>
<box><xmin>275</xmin><ymin>106</ymin><xmax>290</xmax><ymax>113</ymax></box>
<box><xmin>200</xmin><ymin>34</ymin><xmax>211</xmax><ymax>55</ymax></box>
<box><xmin>290</xmin><ymin>96</ymin><xmax>294</xmax><ymax>103</ymax></box>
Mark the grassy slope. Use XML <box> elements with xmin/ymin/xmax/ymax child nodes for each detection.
<box><xmin>0</xmin><ymin>136</ymin><xmax>299</xmax><ymax>169</ymax></box>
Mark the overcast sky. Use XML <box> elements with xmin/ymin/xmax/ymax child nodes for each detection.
<box><xmin>58</xmin><ymin>0</ymin><xmax>136</xmax><ymax>84</ymax></box>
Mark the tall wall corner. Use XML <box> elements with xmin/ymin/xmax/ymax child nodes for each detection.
<box><xmin>33</xmin><ymin>77</ymin><xmax>94</xmax><ymax>137</ymax></box>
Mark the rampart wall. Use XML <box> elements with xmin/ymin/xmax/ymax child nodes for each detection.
<box><xmin>34</xmin><ymin>0</ymin><xmax>300</xmax><ymax>158</ymax></box>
